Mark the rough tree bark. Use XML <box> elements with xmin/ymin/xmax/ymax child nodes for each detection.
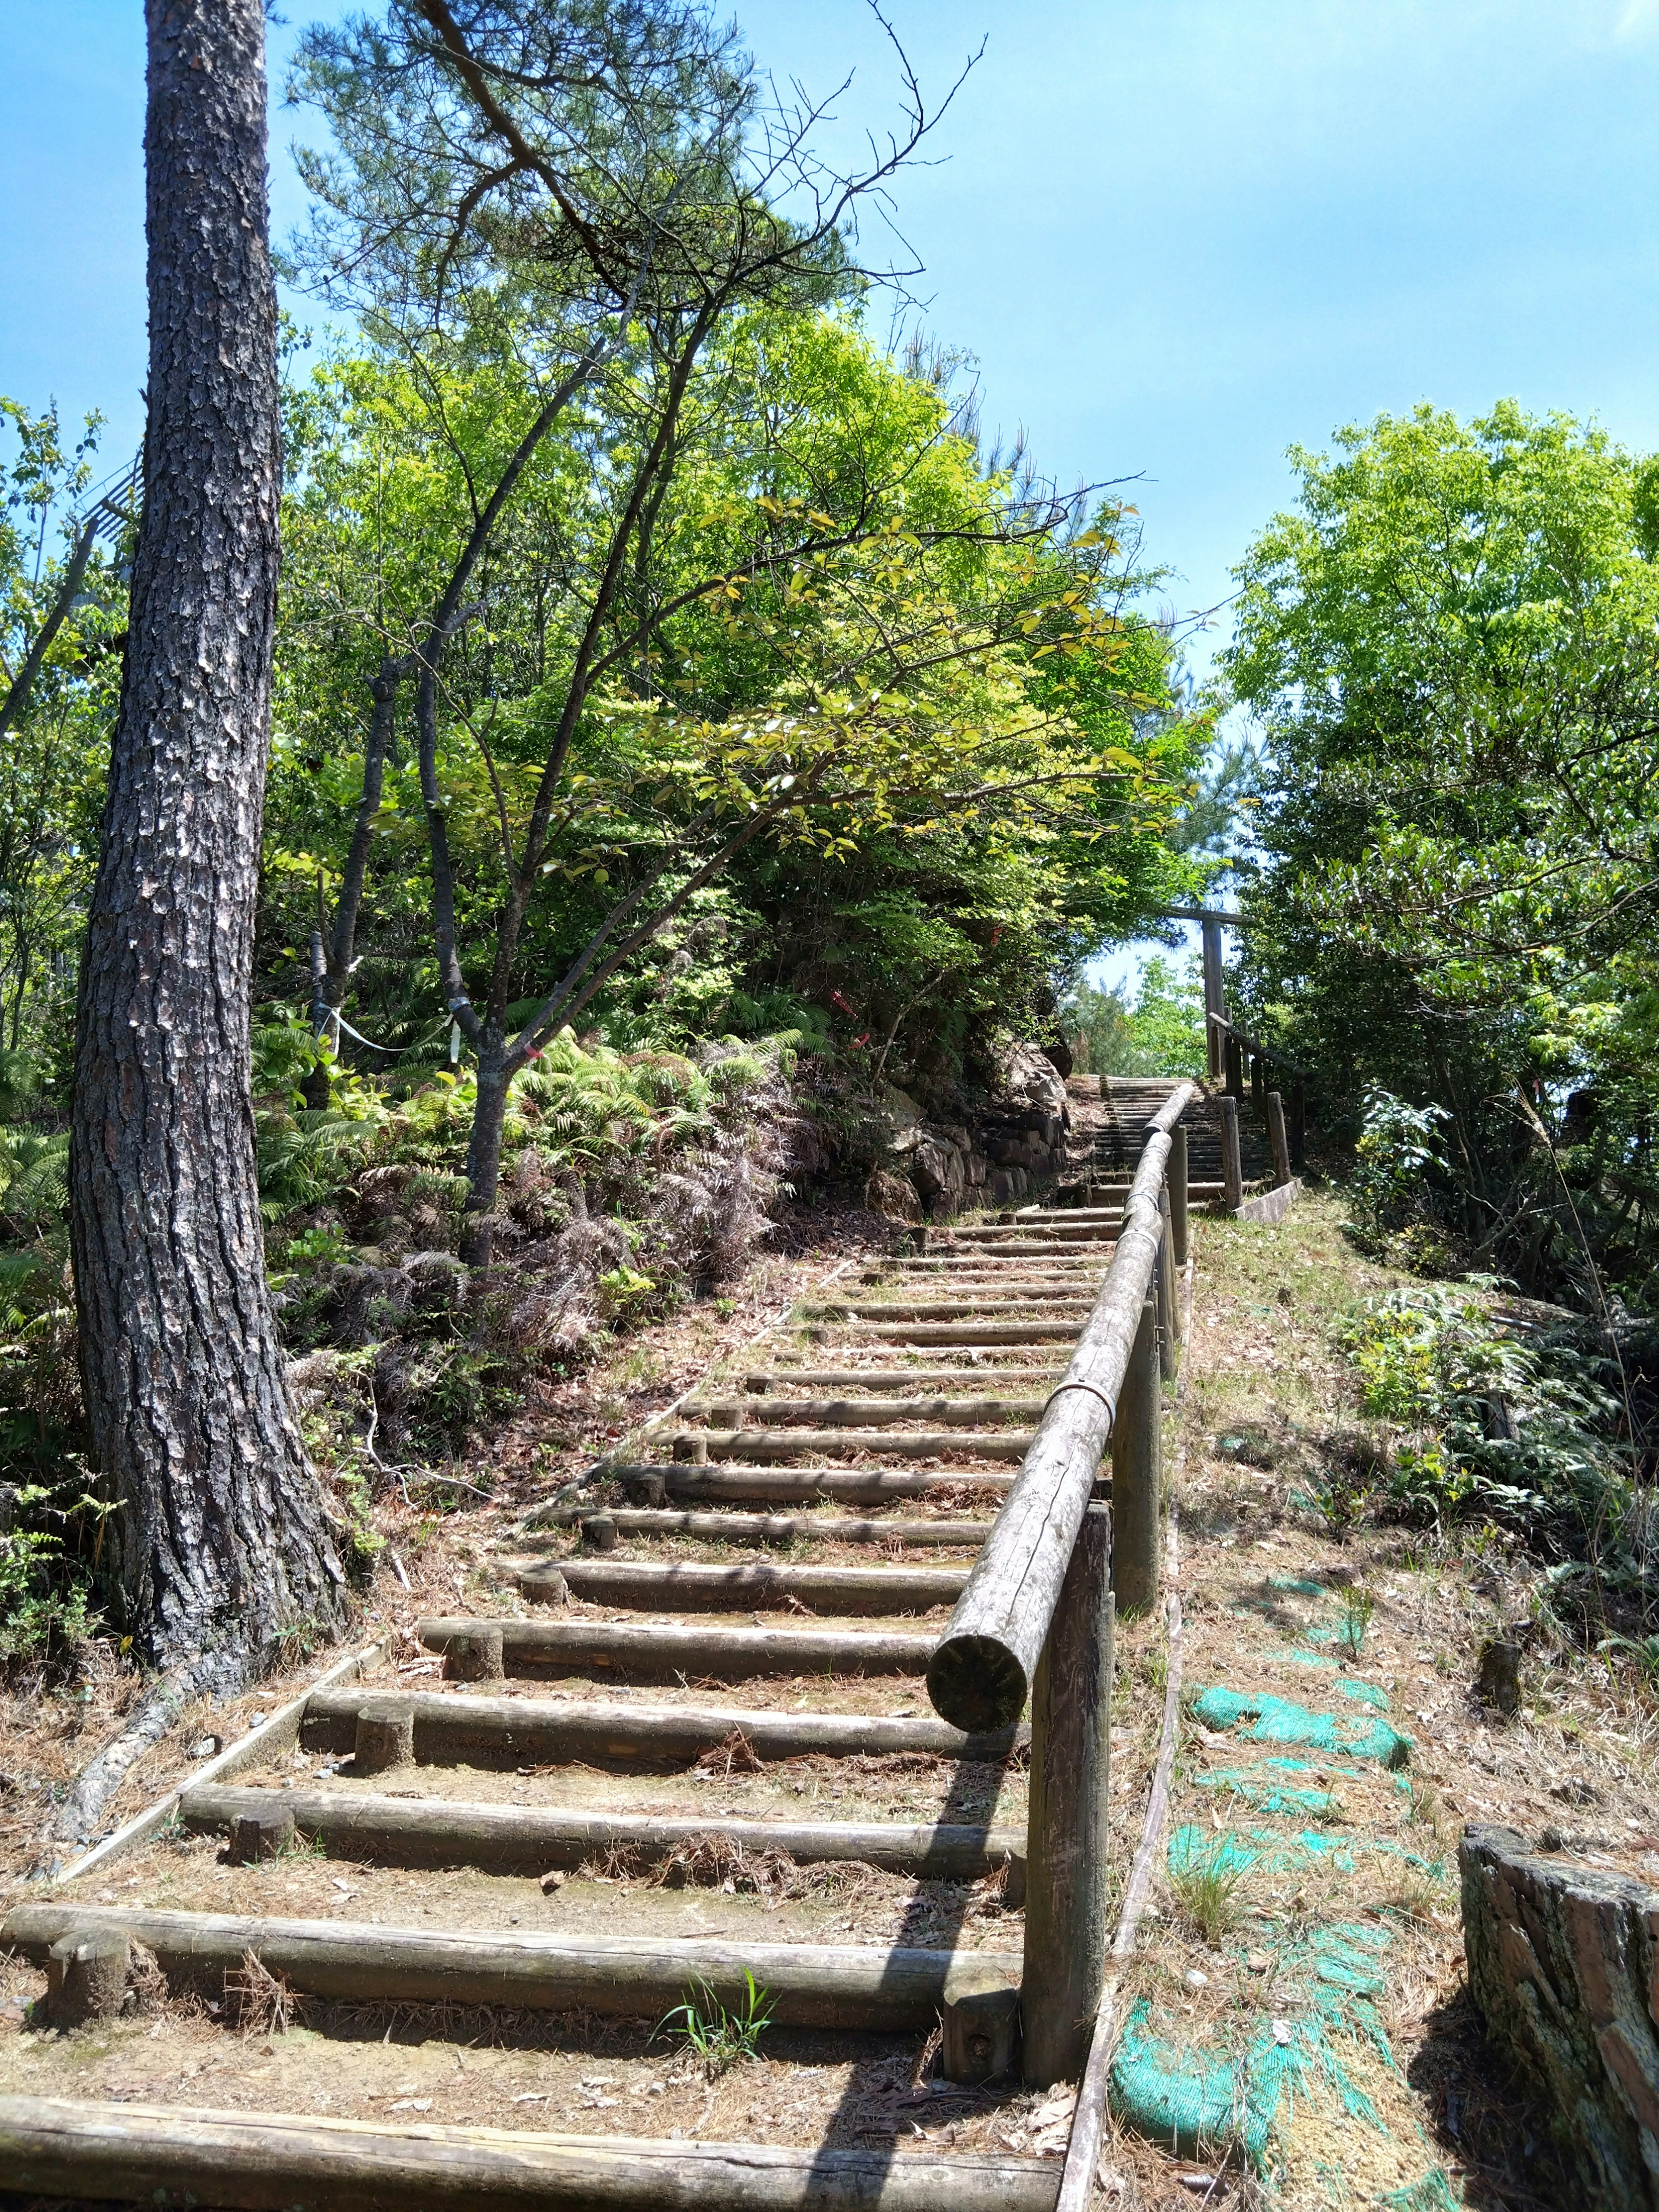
<box><xmin>69</xmin><ymin>0</ymin><xmax>344</xmax><ymax>1681</ymax></box>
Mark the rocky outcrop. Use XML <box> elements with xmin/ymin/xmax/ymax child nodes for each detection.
<box><xmin>864</xmin><ymin>1089</ymin><xmax>988</xmax><ymax>1223</ymax></box>
<box><xmin>861</xmin><ymin>1045</ymin><xmax>1076</xmax><ymax>1220</ymax></box>
<box><xmin>975</xmin><ymin>1042</ymin><xmax>1071</xmax><ymax>1202</ymax></box>
<box><xmin>1460</xmin><ymin>1822</ymin><xmax>1659</xmax><ymax>2212</ymax></box>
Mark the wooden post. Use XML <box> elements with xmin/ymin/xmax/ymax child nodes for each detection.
<box><xmin>1250</xmin><ymin>1052</ymin><xmax>1264</xmax><ymax>1109</ymax></box>
<box><xmin>1290</xmin><ymin>1078</ymin><xmax>1306</xmax><ymax>1170</ymax></box>
<box><xmin>1023</xmin><ymin>1505</ymin><xmax>1113</xmax><ymax>2086</ymax></box>
<box><xmin>1168</xmin><ymin>1124</ymin><xmax>1189</xmax><ymax>1268</ymax></box>
<box><xmin>1224</xmin><ymin>1032</ymin><xmax>1243</xmax><ymax>1100</ymax></box>
<box><xmin>1266</xmin><ymin>1090</ymin><xmax>1292</xmax><ymax>1189</ymax></box>
<box><xmin>1201</xmin><ymin>917</ymin><xmax>1225</xmax><ymax>1078</ymax></box>
<box><xmin>1220</xmin><ymin>1095</ymin><xmax>1243</xmax><ymax>1211</ymax></box>
<box><xmin>1155</xmin><ymin>1199</ymin><xmax>1177</xmax><ymax>1381</ymax></box>
<box><xmin>1109</xmin><ymin>1299</ymin><xmax>1159</xmax><ymax>1617</ymax></box>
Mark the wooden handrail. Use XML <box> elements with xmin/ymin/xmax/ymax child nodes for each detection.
<box><xmin>924</xmin><ymin>1082</ymin><xmax>1198</xmax><ymax>1734</ymax></box>
<box><xmin>1207</xmin><ymin>1009</ymin><xmax>1308</xmax><ymax>1081</ymax></box>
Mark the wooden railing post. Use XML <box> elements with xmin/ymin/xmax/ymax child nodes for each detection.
<box><xmin>1168</xmin><ymin>1124</ymin><xmax>1189</xmax><ymax>1268</ymax></box>
<box><xmin>1266</xmin><ymin>1090</ymin><xmax>1292</xmax><ymax>1189</ymax></box>
<box><xmin>1224</xmin><ymin>1031</ymin><xmax>1243</xmax><ymax>1100</ymax></box>
<box><xmin>1250</xmin><ymin>1052</ymin><xmax>1264</xmax><ymax>1109</ymax></box>
<box><xmin>1022</xmin><ymin>1503</ymin><xmax>1113</xmax><ymax>2086</ymax></box>
<box><xmin>1109</xmin><ymin>1297</ymin><xmax>1160</xmax><ymax>1617</ymax></box>
<box><xmin>1156</xmin><ymin>1195</ymin><xmax>1177</xmax><ymax>1380</ymax></box>
<box><xmin>1220</xmin><ymin>1094</ymin><xmax>1243</xmax><ymax>1211</ymax></box>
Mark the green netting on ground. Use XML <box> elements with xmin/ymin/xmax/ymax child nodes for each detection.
<box><xmin>1380</xmin><ymin>2169</ymin><xmax>1464</xmax><ymax>2210</ymax></box>
<box><xmin>1192</xmin><ymin>1684</ymin><xmax>1412</xmax><ymax>1767</ymax></box>
<box><xmin>1168</xmin><ymin>1823</ymin><xmax>1443</xmax><ymax>1879</ymax></box>
<box><xmin>1109</xmin><ymin>1920</ymin><xmax>1396</xmax><ymax>2167</ymax></box>
<box><xmin>1269</xmin><ymin>1574</ymin><xmax>1329</xmax><ymax>1597</ymax></box>
<box><xmin>1339</xmin><ymin>1678</ymin><xmax>1392</xmax><ymax>1712</ymax></box>
<box><xmin>1192</xmin><ymin>1767</ymin><xmax>1340</xmax><ymax>1818</ymax></box>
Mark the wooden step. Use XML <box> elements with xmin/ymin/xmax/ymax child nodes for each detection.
<box><xmin>3</xmin><ymin>1903</ymin><xmax>1021</xmax><ymax>2035</ymax></box>
<box><xmin>508</xmin><ymin>1508</ymin><xmax>993</xmax><ymax>1546</ymax></box>
<box><xmin>827</xmin><ymin>1322</ymin><xmax>1079</xmax><ymax>1346</ymax></box>
<box><xmin>603</xmin><ymin>1465</ymin><xmax>1017</xmax><ymax>1503</ymax></box>
<box><xmin>667</xmin><ymin>1428</ymin><xmax>1034</xmax><ymax>1463</ymax></box>
<box><xmin>0</xmin><ymin>2098</ymin><xmax>1062</xmax><ymax>2212</ymax></box>
<box><xmin>543</xmin><ymin>1560</ymin><xmax>970</xmax><ymax>1612</ymax></box>
<box><xmin>680</xmin><ymin>1395</ymin><xmax>1046</xmax><ymax>1427</ymax></box>
<box><xmin>405</xmin><ymin>1615</ymin><xmax>938</xmax><ymax>1683</ymax></box>
<box><xmin>740</xmin><ymin>1368</ymin><xmax>1066</xmax><ymax>1392</ymax></box>
<box><xmin>814</xmin><ymin>1292</ymin><xmax>1097</xmax><ymax>1309</ymax></box>
<box><xmin>301</xmin><ymin>1687</ymin><xmax>1028</xmax><ymax>1767</ymax></box>
<box><xmin>178</xmin><ymin>1783</ymin><xmax>1025</xmax><ymax>1889</ymax></box>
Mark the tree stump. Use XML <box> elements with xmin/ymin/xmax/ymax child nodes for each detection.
<box><xmin>230</xmin><ymin>1808</ymin><xmax>295</xmax><ymax>1864</ymax></box>
<box><xmin>46</xmin><ymin>1929</ymin><xmax>130</xmax><ymax>2026</ymax></box>
<box><xmin>1477</xmin><ymin>1638</ymin><xmax>1522</xmax><ymax>1716</ymax></box>
<box><xmin>353</xmin><ymin>1697</ymin><xmax>416</xmax><ymax>1775</ymax></box>
<box><xmin>582</xmin><ymin>1515</ymin><xmax>618</xmax><ymax>1553</ymax></box>
<box><xmin>1461</xmin><ymin>1823</ymin><xmax>1659</xmax><ymax>2212</ymax></box>
<box><xmin>443</xmin><ymin>1626</ymin><xmax>506</xmax><ymax>1682</ymax></box>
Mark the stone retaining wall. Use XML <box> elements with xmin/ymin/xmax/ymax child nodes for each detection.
<box><xmin>1460</xmin><ymin>1821</ymin><xmax>1659</xmax><ymax>2212</ymax></box>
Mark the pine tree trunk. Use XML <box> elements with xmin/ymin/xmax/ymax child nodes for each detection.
<box><xmin>69</xmin><ymin>0</ymin><xmax>343</xmax><ymax>1670</ymax></box>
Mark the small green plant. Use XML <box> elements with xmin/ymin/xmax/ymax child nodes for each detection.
<box><xmin>1169</xmin><ymin>1842</ymin><xmax>1248</xmax><ymax>1944</ymax></box>
<box><xmin>657</xmin><ymin>1971</ymin><xmax>773</xmax><ymax>2076</ymax></box>
<box><xmin>1339</xmin><ymin>1584</ymin><xmax>1375</xmax><ymax>1656</ymax></box>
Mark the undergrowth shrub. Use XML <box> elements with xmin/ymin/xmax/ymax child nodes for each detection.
<box><xmin>1335</xmin><ymin>1283</ymin><xmax>1659</xmax><ymax>1633</ymax></box>
<box><xmin>265</xmin><ymin>1026</ymin><xmax>814</xmax><ymax>1471</ymax></box>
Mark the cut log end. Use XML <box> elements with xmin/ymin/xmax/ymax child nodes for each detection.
<box><xmin>927</xmin><ymin>1634</ymin><xmax>1029</xmax><ymax>1737</ymax></box>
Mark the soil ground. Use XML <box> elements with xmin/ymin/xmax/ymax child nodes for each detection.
<box><xmin>0</xmin><ymin>1113</ymin><xmax>1651</xmax><ymax>2210</ymax></box>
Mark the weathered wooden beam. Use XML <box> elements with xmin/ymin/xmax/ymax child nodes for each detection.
<box><xmin>1168</xmin><ymin>1125</ymin><xmax>1189</xmax><ymax>1269</ymax></box>
<box><xmin>862</xmin><ymin>1291</ymin><xmax>1097</xmax><ymax>1309</ymax></box>
<box><xmin>1219</xmin><ymin>1094</ymin><xmax>1243</xmax><ymax>1211</ymax></box>
<box><xmin>682</xmin><ymin>1396</ymin><xmax>1046</xmax><ymax>1428</ymax></box>
<box><xmin>405</xmin><ymin>1616</ymin><xmax>937</xmax><ymax>1685</ymax></box>
<box><xmin>925</xmin><ymin>1084</ymin><xmax>1196</xmax><ymax>1733</ymax></box>
<box><xmin>602</xmin><ymin>1465</ymin><xmax>1017</xmax><ymax>1504</ymax></box>
<box><xmin>828</xmin><ymin>1323</ymin><xmax>1080</xmax><ymax>1346</ymax></box>
<box><xmin>512</xmin><ymin>1559</ymin><xmax>970</xmax><ymax>1614</ymax></box>
<box><xmin>741</xmin><ymin>1370</ymin><xmax>1066</xmax><ymax>1392</ymax></box>
<box><xmin>0</xmin><ymin>2098</ymin><xmax>1062</xmax><ymax>2212</ymax></box>
<box><xmin>1266</xmin><ymin>1089</ymin><xmax>1293</xmax><ymax>1188</ymax></box>
<box><xmin>510</xmin><ymin>1509</ymin><xmax>992</xmax><ymax>1546</ymax></box>
<box><xmin>1109</xmin><ymin>1300</ymin><xmax>1160</xmax><ymax>1618</ymax></box>
<box><xmin>302</xmin><ymin>1686</ymin><xmax>1030</xmax><ymax>1768</ymax></box>
<box><xmin>4</xmin><ymin>1903</ymin><xmax>1020</xmax><ymax>2037</ymax></box>
<box><xmin>1022</xmin><ymin>1506</ymin><xmax>1113</xmax><ymax>2085</ymax></box>
<box><xmin>179</xmin><ymin>1785</ymin><xmax>1024</xmax><ymax>1890</ymax></box>
<box><xmin>1155</xmin><ymin>1197</ymin><xmax>1177</xmax><ymax>1383</ymax></box>
<box><xmin>669</xmin><ymin>1428</ymin><xmax>1035</xmax><ymax>1465</ymax></box>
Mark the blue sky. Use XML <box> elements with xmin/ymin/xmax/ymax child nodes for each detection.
<box><xmin>8</xmin><ymin>1</ymin><xmax>1659</xmax><ymax>988</ymax></box>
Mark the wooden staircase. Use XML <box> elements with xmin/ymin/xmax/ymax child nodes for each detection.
<box><xmin>0</xmin><ymin>1134</ymin><xmax>1189</xmax><ymax>2207</ymax></box>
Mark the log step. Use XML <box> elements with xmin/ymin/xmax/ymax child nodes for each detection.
<box><xmin>539</xmin><ymin>1559</ymin><xmax>971</xmax><ymax>1612</ymax></box>
<box><xmin>406</xmin><ymin>1615</ymin><xmax>938</xmax><ymax>1683</ymax></box>
<box><xmin>178</xmin><ymin>1783</ymin><xmax>1025</xmax><ymax>1889</ymax></box>
<box><xmin>680</xmin><ymin>1396</ymin><xmax>1045</xmax><ymax>1427</ymax></box>
<box><xmin>0</xmin><ymin>2098</ymin><xmax>1061</xmax><ymax>2212</ymax></box>
<box><xmin>3</xmin><ymin>1903</ymin><xmax>1020</xmax><ymax>2035</ymax></box>
<box><xmin>814</xmin><ymin>1292</ymin><xmax>1097</xmax><ymax>1309</ymax></box>
<box><xmin>741</xmin><ymin>1369</ymin><xmax>1066</xmax><ymax>1391</ymax></box>
<box><xmin>667</xmin><ymin>1428</ymin><xmax>1035</xmax><ymax>1463</ymax></box>
<box><xmin>827</xmin><ymin>1318</ymin><xmax>1084</xmax><ymax>1336</ymax></box>
<box><xmin>604</xmin><ymin>1465</ymin><xmax>1017</xmax><ymax>1503</ymax></box>
<box><xmin>510</xmin><ymin>1509</ymin><xmax>994</xmax><ymax>1545</ymax></box>
<box><xmin>301</xmin><ymin>1686</ymin><xmax>1028</xmax><ymax>1767</ymax></box>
